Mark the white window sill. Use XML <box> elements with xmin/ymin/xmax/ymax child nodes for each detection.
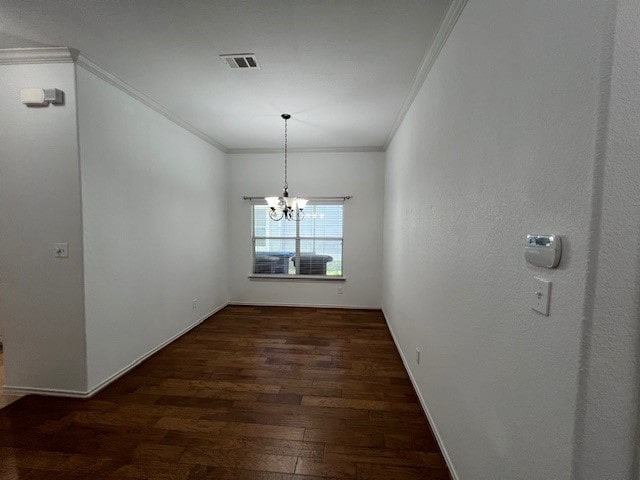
<box><xmin>249</xmin><ymin>274</ymin><xmax>346</xmax><ymax>282</ymax></box>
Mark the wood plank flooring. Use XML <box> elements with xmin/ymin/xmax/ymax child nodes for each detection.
<box><xmin>0</xmin><ymin>306</ymin><xmax>451</xmax><ymax>479</ymax></box>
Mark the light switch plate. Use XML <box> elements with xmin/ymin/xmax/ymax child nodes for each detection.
<box><xmin>531</xmin><ymin>277</ymin><xmax>551</xmax><ymax>316</ymax></box>
<box><xmin>54</xmin><ymin>243</ymin><xmax>69</xmax><ymax>258</ymax></box>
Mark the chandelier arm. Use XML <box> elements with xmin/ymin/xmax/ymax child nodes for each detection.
<box><xmin>269</xmin><ymin>209</ymin><xmax>284</xmax><ymax>221</ymax></box>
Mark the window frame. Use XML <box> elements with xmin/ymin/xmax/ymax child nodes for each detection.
<box><xmin>248</xmin><ymin>199</ymin><xmax>346</xmax><ymax>281</ymax></box>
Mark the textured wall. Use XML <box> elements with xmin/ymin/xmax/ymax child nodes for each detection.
<box><xmin>77</xmin><ymin>65</ymin><xmax>229</xmax><ymax>391</ymax></box>
<box><xmin>228</xmin><ymin>151</ymin><xmax>384</xmax><ymax>308</ymax></box>
<box><xmin>382</xmin><ymin>0</ymin><xmax>612</xmax><ymax>478</ymax></box>
<box><xmin>0</xmin><ymin>62</ymin><xmax>87</xmax><ymax>393</ymax></box>
<box><xmin>572</xmin><ymin>0</ymin><xmax>640</xmax><ymax>476</ymax></box>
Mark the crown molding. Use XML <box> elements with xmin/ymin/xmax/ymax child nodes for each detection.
<box><xmin>0</xmin><ymin>47</ymin><xmax>76</xmax><ymax>64</ymax></box>
<box><xmin>383</xmin><ymin>0</ymin><xmax>468</xmax><ymax>151</ymax></box>
<box><xmin>75</xmin><ymin>54</ymin><xmax>228</xmax><ymax>153</ymax></box>
<box><xmin>227</xmin><ymin>146</ymin><xmax>384</xmax><ymax>155</ymax></box>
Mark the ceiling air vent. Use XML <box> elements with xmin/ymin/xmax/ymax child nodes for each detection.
<box><xmin>220</xmin><ymin>53</ymin><xmax>260</xmax><ymax>69</ymax></box>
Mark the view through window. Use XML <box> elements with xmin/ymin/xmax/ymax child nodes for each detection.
<box><xmin>252</xmin><ymin>202</ymin><xmax>343</xmax><ymax>276</ymax></box>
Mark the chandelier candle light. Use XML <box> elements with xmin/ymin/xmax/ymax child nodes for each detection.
<box><xmin>265</xmin><ymin>114</ymin><xmax>308</xmax><ymax>221</ymax></box>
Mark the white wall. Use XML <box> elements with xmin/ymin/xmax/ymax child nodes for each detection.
<box><xmin>382</xmin><ymin>1</ymin><xmax>615</xmax><ymax>478</ymax></box>
<box><xmin>573</xmin><ymin>0</ymin><xmax>640</xmax><ymax>476</ymax></box>
<box><xmin>0</xmin><ymin>62</ymin><xmax>87</xmax><ymax>393</ymax></box>
<box><xmin>228</xmin><ymin>151</ymin><xmax>384</xmax><ymax>308</ymax></box>
<box><xmin>76</xmin><ymin>65</ymin><xmax>229</xmax><ymax>391</ymax></box>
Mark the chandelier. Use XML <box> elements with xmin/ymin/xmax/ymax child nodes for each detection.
<box><xmin>265</xmin><ymin>114</ymin><xmax>307</xmax><ymax>221</ymax></box>
<box><xmin>265</xmin><ymin>113</ymin><xmax>307</xmax><ymax>222</ymax></box>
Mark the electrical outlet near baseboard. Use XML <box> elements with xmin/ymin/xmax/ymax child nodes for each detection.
<box><xmin>192</xmin><ymin>298</ymin><xmax>198</xmax><ymax>310</ymax></box>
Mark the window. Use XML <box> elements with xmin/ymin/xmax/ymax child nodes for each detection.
<box><xmin>251</xmin><ymin>201</ymin><xmax>344</xmax><ymax>277</ymax></box>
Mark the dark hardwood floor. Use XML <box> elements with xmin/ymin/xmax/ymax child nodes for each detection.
<box><xmin>0</xmin><ymin>305</ymin><xmax>450</xmax><ymax>479</ymax></box>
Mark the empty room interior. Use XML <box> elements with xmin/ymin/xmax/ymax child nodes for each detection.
<box><xmin>0</xmin><ymin>1</ymin><xmax>639</xmax><ymax>479</ymax></box>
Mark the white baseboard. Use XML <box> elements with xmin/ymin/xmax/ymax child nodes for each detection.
<box><xmin>4</xmin><ymin>302</ymin><xmax>229</xmax><ymax>399</ymax></box>
<box><xmin>227</xmin><ymin>301</ymin><xmax>381</xmax><ymax>310</ymax></box>
<box><xmin>382</xmin><ymin>308</ymin><xmax>460</xmax><ymax>480</ymax></box>
<box><xmin>2</xmin><ymin>385</ymin><xmax>89</xmax><ymax>398</ymax></box>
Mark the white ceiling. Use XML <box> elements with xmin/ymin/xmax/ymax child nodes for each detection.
<box><xmin>0</xmin><ymin>0</ymin><xmax>451</xmax><ymax>150</ymax></box>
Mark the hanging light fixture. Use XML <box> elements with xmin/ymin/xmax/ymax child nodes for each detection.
<box><xmin>265</xmin><ymin>114</ymin><xmax>307</xmax><ymax>221</ymax></box>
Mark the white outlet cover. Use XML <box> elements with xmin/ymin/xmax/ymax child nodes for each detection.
<box><xmin>531</xmin><ymin>277</ymin><xmax>551</xmax><ymax>316</ymax></box>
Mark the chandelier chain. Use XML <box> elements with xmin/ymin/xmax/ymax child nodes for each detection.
<box><xmin>283</xmin><ymin>116</ymin><xmax>288</xmax><ymax>191</ymax></box>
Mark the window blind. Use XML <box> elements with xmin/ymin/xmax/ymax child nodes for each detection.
<box><xmin>251</xmin><ymin>200</ymin><xmax>344</xmax><ymax>276</ymax></box>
